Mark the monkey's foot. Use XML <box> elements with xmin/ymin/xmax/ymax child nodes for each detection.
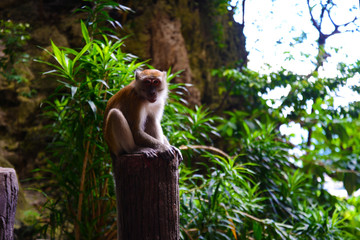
<box><xmin>135</xmin><ymin>148</ymin><xmax>158</xmax><ymax>159</ymax></box>
<box><xmin>136</xmin><ymin>146</ymin><xmax>183</xmax><ymax>162</ymax></box>
<box><xmin>159</xmin><ymin>146</ymin><xmax>183</xmax><ymax>162</ymax></box>
<box><xmin>172</xmin><ymin>146</ymin><xmax>183</xmax><ymax>163</ymax></box>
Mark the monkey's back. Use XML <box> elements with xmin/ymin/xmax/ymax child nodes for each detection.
<box><xmin>104</xmin><ymin>82</ymin><xmax>145</xmax><ymax>129</ymax></box>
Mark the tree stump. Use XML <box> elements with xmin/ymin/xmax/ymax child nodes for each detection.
<box><xmin>0</xmin><ymin>168</ymin><xmax>19</xmax><ymax>240</ymax></box>
<box><xmin>112</xmin><ymin>153</ymin><xmax>180</xmax><ymax>240</ymax></box>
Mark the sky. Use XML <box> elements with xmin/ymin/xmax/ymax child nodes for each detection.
<box><xmin>234</xmin><ymin>0</ymin><xmax>360</xmax><ymax>106</ymax></box>
<box><xmin>232</xmin><ymin>0</ymin><xmax>360</xmax><ymax>197</ymax></box>
<box><xmin>236</xmin><ymin>0</ymin><xmax>360</xmax><ymax>74</ymax></box>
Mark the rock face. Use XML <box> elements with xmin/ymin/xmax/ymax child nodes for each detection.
<box><xmin>120</xmin><ymin>0</ymin><xmax>247</xmax><ymax>106</ymax></box>
<box><xmin>150</xmin><ymin>12</ymin><xmax>200</xmax><ymax>105</ymax></box>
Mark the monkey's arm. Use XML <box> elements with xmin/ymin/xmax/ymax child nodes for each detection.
<box><xmin>143</xmin><ymin>116</ymin><xmax>167</xmax><ymax>144</ymax></box>
<box><xmin>132</xmin><ymin>127</ymin><xmax>166</xmax><ymax>149</ymax></box>
<box><xmin>133</xmin><ymin>116</ymin><xmax>182</xmax><ymax>161</ymax></box>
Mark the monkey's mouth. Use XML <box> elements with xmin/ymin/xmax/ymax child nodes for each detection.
<box><xmin>148</xmin><ymin>97</ymin><xmax>157</xmax><ymax>103</ymax></box>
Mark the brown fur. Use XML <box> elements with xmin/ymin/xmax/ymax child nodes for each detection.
<box><xmin>103</xmin><ymin>69</ymin><xmax>181</xmax><ymax>161</ymax></box>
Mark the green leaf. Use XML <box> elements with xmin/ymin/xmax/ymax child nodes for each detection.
<box><xmin>81</xmin><ymin>20</ymin><xmax>90</xmax><ymax>44</ymax></box>
<box><xmin>253</xmin><ymin>221</ymin><xmax>263</xmax><ymax>240</ymax></box>
<box><xmin>51</xmin><ymin>40</ymin><xmax>65</xmax><ymax>67</ymax></box>
<box><xmin>344</xmin><ymin>172</ymin><xmax>360</xmax><ymax>196</ymax></box>
<box><xmin>73</xmin><ymin>41</ymin><xmax>92</xmax><ymax>64</ymax></box>
<box><xmin>88</xmin><ymin>100</ymin><xmax>97</xmax><ymax>116</ymax></box>
<box><xmin>71</xmin><ymin>86</ymin><xmax>77</xmax><ymax>98</ymax></box>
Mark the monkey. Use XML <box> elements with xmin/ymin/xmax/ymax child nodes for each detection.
<box><xmin>103</xmin><ymin>69</ymin><xmax>182</xmax><ymax>162</ymax></box>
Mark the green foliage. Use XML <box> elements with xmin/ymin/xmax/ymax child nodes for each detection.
<box><xmin>38</xmin><ymin>15</ymin><xmax>143</xmax><ymax>238</ymax></box>
<box><xmin>178</xmin><ymin>125</ymin><xmax>355</xmax><ymax>239</ymax></box>
<box><xmin>344</xmin><ymin>196</ymin><xmax>360</xmax><ymax>237</ymax></box>
<box><xmin>216</xmin><ymin>63</ymin><xmax>360</xmax><ymax>198</ymax></box>
<box><xmin>208</xmin><ymin>59</ymin><xmax>360</xmax><ymax>238</ymax></box>
<box><xmin>164</xmin><ymin>88</ymin><xmax>222</xmax><ymax>164</ymax></box>
<box><xmin>0</xmin><ymin>19</ymin><xmax>31</xmax><ymax>83</ymax></box>
<box><xmin>165</xmin><ymin>104</ymin><xmax>221</xmax><ymax>146</ymax></box>
<box><xmin>77</xmin><ymin>0</ymin><xmax>132</xmax><ymax>37</ymax></box>
<box><xmin>179</xmin><ymin>154</ymin><xmax>267</xmax><ymax>239</ymax></box>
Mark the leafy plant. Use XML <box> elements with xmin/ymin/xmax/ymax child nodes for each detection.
<box><xmin>77</xmin><ymin>0</ymin><xmax>132</xmax><ymax>38</ymax></box>
<box><xmin>164</xmin><ymin>84</ymin><xmax>222</xmax><ymax>164</ymax></box>
<box><xmin>38</xmin><ymin>15</ymin><xmax>142</xmax><ymax>238</ymax></box>
<box><xmin>179</xmin><ymin>154</ymin><xmax>266</xmax><ymax>239</ymax></box>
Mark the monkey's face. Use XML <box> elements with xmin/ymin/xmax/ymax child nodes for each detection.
<box><xmin>135</xmin><ymin>69</ymin><xmax>167</xmax><ymax>104</ymax></box>
<box><xmin>142</xmin><ymin>78</ymin><xmax>161</xmax><ymax>103</ymax></box>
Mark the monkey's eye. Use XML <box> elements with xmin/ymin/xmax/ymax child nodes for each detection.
<box><xmin>144</xmin><ymin>79</ymin><xmax>152</xmax><ymax>85</ymax></box>
<box><xmin>152</xmin><ymin>79</ymin><xmax>160</xmax><ymax>86</ymax></box>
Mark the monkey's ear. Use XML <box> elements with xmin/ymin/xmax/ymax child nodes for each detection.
<box><xmin>162</xmin><ymin>71</ymin><xmax>167</xmax><ymax>81</ymax></box>
<box><xmin>135</xmin><ymin>70</ymin><xmax>142</xmax><ymax>80</ymax></box>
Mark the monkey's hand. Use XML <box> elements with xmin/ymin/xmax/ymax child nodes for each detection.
<box><xmin>158</xmin><ymin>145</ymin><xmax>183</xmax><ymax>163</ymax></box>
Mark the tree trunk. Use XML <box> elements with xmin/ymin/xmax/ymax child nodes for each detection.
<box><xmin>0</xmin><ymin>167</ymin><xmax>19</xmax><ymax>240</ymax></box>
<box><xmin>112</xmin><ymin>153</ymin><xmax>180</xmax><ymax>240</ymax></box>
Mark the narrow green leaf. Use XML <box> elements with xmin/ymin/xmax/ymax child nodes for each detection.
<box><xmin>51</xmin><ymin>40</ymin><xmax>64</xmax><ymax>67</ymax></box>
<box><xmin>81</xmin><ymin>20</ymin><xmax>90</xmax><ymax>44</ymax></box>
<box><xmin>253</xmin><ymin>222</ymin><xmax>263</xmax><ymax>240</ymax></box>
<box><xmin>73</xmin><ymin>42</ymin><xmax>92</xmax><ymax>64</ymax></box>
<box><xmin>88</xmin><ymin>100</ymin><xmax>97</xmax><ymax>115</ymax></box>
<box><xmin>71</xmin><ymin>86</ymin><xmax>77</xmax><ymax>98</ymax></box>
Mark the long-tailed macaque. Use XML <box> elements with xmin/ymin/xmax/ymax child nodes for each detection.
<box><xmin>103</xmin><ymin>69</ymin><xmax>182</xmax><ymax>161</ymax></box>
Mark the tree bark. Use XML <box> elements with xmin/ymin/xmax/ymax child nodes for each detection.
<box><xmin>0</xmin><ymin>167</ymin><xmax>19</xmax><ymax>240</ymax></box>
<box><xmin>112</xmin><ymin>153</ymin><xmax>180</xmax><ymax>240</ymax></box>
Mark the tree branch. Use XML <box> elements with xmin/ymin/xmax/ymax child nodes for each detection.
<box><xmin>307</xmin><ymin>0</ymin><xmax>359</xmax><ymax>71</ymax></box>
<box><xmin>242</xmin><ymin>0</ymin><xmax>246</xmax><ymax>26</ymax></box>
<box><xmin>179</xmin><ymin>145</ymin><xmax>231</xmax><ymax>159</ymax></box>
<box><xmin>307</xmin><ymin>0</ymin><xmax>321</xmax><ymax>31</ymax></box>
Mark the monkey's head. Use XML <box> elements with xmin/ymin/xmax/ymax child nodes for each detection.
<box><xmin>135</xmin><ymin>69</ymin><xmax>167</xmax><ymax>103</ymax></box>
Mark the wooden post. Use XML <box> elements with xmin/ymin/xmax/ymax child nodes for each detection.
<box><xmin>112</xmin><ymin>153</ymin><xmax>180</xmax><ymax>240</ymax></box>
<box><xmin>0</xmin><ymin>168</ymin><xmax>19</xmax><ymax>240</ymax></box>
